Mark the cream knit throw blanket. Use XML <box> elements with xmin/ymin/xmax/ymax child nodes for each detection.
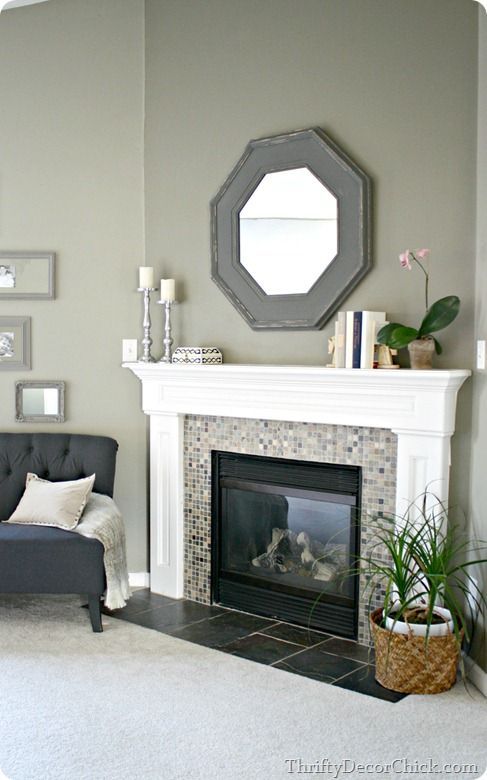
<box><xmin>74</xmin><ymin>492</ymin><xmax>131</xmax><ymax>610</ymax></box>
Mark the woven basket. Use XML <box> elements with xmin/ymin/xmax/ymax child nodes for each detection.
<box><xmin>370</xmin><ymin>607</ymin><xmax>461</xmax><ymax>694</ymax></box>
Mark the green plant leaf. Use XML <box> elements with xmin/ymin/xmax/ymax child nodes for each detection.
<box><xmin>418</xmin><ymin>295</ymin><xmax>460</xmax><ymax>337</ymax></box>
<box><xmin>433</xmin><ymin>337</ymin><xmax>442</xmax><ymax>355</ymax></box>
<box><xmin>376</xmin><ymin>323</ymin><xmax>419</xmax><ymax>348</ymax></box>
<box><xmin>376</xmin><ymin>322</ymin><xmax>403</xmax><ymax>345</ymax></box>
<box><xmin>386</xmin><ymin>326</ymin><xmax>419</xmax><ymax>349</ymax></box>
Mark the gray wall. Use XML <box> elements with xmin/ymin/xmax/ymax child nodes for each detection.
<box><xmin>470</xmin><ymin>7</ymin><xmax>487</xmax><ymax>673</ymax></box>
<box><xmin>0</xmin><ymin>0</ymin><xmax>148</xmax><ymax>571</ymax></box>
<box><xmin>145</xmin><ymin>0</ymin><xmax>477</xmax><ymax>368</ymax></box>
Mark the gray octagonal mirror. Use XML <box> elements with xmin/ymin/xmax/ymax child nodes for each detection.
<box><xmin>211</xmin><ymin>128</ymin><xmax>372</xmax><ymax>330</ymax></box>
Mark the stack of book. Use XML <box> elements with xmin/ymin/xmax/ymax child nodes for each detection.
<box><xmin>333</xmin><ymin>311</ymin><xmax>387</xmax><ymax>369</ymax></box>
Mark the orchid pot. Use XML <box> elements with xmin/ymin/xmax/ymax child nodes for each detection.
<box><xmin>408</xmin><ymin>337</ymin><xmax>435</xmax><ymax>370</ymax></box>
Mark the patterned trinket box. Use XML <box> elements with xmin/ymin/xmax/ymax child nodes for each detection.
<box><xmin>172</xmin><ymin>347</ymin><xmax>223</xmax><ymax>365</ymax></box>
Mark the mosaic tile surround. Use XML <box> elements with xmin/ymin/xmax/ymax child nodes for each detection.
<box><xmin>183</xmin><ymin>415</ymin><xmax>397</xmax><ymax>645</ymax></box>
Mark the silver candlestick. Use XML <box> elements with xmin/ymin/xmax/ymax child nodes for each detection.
<box><xmin>157</xmin><ymin>300</ymin><xmax>177</xmax><ymax>363</ymax></box>
<box><xmin>137</xmin><ymin>287</ymin><xmax>157</xmax><ymax>362</ymax></box>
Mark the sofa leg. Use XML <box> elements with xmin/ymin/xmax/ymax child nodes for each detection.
<box><xmin>88</xmin><ymin>595</ymin><xmax>103</xmax><ymax>633</ymax></box>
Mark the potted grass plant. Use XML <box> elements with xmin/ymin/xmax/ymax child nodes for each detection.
<box><xmin>360</xmin><ymin>494</ymin><xmax>487</xmax><ymax>694</ymax></box>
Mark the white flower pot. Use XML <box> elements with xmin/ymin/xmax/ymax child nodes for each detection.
<box><xmin>384</xmin><ymin>606</ymin><xmax>454</xmax><ymax>637</ymax></box>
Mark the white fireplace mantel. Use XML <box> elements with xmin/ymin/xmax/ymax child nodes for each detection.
<box><xmin>125</xmin><ymin>363</ymin><xmax>470</xmax><ymax>597</ymax></box>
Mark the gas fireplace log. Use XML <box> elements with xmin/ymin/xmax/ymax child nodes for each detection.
<box><xmin>251</xmin><ymin>527</ymin><xmax>347</xmax><ymax>582</ymax></box>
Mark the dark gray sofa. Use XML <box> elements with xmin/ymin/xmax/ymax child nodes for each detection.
<box><xmin>0</xmin><ymin>432</ymin><xmax>119</xmax><ymax>632</ymax></box>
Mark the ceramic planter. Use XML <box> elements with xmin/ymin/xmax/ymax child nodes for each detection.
<box><xmin>408</xmin><ymin>338</ymin><xmax>435</xmax><ymax>369</ymax></box>
<box><xmin>384</xmin><ymin>606</ymin><xmax>454</xmax><ymax>638</ymax></box>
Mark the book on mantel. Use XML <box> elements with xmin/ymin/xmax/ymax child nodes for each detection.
<box><xmin>338</xmin><ymin>310</ymin><xmax>387</xmax><ymax>369</ymax></box>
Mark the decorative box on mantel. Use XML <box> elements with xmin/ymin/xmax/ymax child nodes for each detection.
<box><xmin>172</xmin><ymin>347</ymin><xmax>222</xmax><ymax>364</ymax></box>
<box><xmin>124</xmin><ymin>363</ymin><xmax>470</xmax><ymax>600</ymax></box>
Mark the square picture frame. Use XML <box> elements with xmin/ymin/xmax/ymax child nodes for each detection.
<box><xmin>0</xmin><ymin>251</ymin><xmax>55</xmax><ymax>299</ymax></box>
<box><xmin>0</xmin><ymin>316</ymin><xmax>31</xmax><ymax>370</ymax></box>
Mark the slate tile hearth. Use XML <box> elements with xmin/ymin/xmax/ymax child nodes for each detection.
<box><xmin>221</xmin><ymin>633</ymin><xmax>304</xmax><ymax>664</ymax></box>
<box><xmin>261</xmin><ymin>621</ymin><xmax>329</xmax><ymax>648</ymax></box>
<box><xmin>104</xmin><ymin>589</ymin><xmax>406</xmax><ymax>703</ymax></box>
<box><xmin>119</xmin><ymin>599</ymin><xmax>226</xmax><ymax>632</ymax></box>
<box><xmin>171</xmin><ymin>611</ymin><xmax>275</xmax><ymax>648</ymax></box>
<box><xmin>273</xmin><ymin>644</ymin><xmax>366</xmax><ymax>684</ymax></box>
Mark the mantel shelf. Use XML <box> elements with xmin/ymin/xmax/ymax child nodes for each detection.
<box><xmin>124</xmin><ymin>362</ymin><xmax>470</xmax><ymax>436</ymax></box>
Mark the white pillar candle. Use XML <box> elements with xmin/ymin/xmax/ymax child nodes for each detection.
<box><xmin>139</xmin><ymin>266</ymin><xmax>154</xmax><ymax>288</ymax></box>
<box><xmin>160</xmin><ymin>278</ymin><xmax>176</xmax><ymax>301</ymax></box>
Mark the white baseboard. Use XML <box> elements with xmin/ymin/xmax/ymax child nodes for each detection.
<box><xmin>465</xmin><ymin>656</ymin><xmax>487</xmax><ymax>696</ymax></box>
<box><xmin>129</xmin><ymin>572</ymin><xmax>150</xmax><ymax>588</ymax></box>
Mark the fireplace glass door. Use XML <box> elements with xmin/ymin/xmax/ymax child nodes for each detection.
<box><xmin>212</xmin><ymin>452</ymin><xmax>361</xmax><ymax>638</ymax></box>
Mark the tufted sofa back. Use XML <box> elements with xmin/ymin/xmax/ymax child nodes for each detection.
<box><xmin>0</xmin><ymin>433</ymin><xmax>119</xmax><ymax>522</ymax></box>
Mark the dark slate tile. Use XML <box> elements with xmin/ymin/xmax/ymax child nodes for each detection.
<box><xmin>102</xmin><ymin>595</ymin><xmax>178</xmax><ymax>618</ymax></box>
<box><xmin>128</xmin><ymin>589</ymin><xmax>179</xmax><ymax>608</ymax></box>
<box><xmin>273</xmin><ymin>645</ymin><xmax>366</xmax><ymax>684</ymax></box>
<box><xmin>82</xmin><ymin>600</ymin><xmax>152</xmax><ymax>620</ymax></box>
<box><xmin>332</xmin><ymin>664</ymin><xmax>407</xmax><ymax>702</ymax></box>
<box><xmin>118</xmin><ymin>600</ymin><xmax>225</xmax><ymax>631</ymax></box>
<box><xmin>129</xmin><ymin>587</ymin><xmax>151</xmax><ymax>599</ymax></box>
<box><xmin>319</xmin><ymin>636</ymin><xmax>374</xmax><ymax>664</ymax></box>
<box><xmin>261</xmin><ymin>622</ymin><xmax>330</xmax><ymax>648</ymax></box>
<box><xmin>101</xmin><ymin>602</ymin><xmax>144</xmax><ymax>618</ymax></box>
<box><xmin>221</xmin><ymin>633</ymin><xmax>303</xmax><ymax>665</ymax></box>
<box><xmin>169</xmin><ymin>611</ymin><xmax>276</xmax><ymax>648</ymax></box>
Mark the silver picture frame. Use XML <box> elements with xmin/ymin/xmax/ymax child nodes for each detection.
<box><xmin>0</xmin><ymin>251</ymin><xmax>55</xmax><ymax>299</ymax></box>
<box><xmin>15</xmin><ymin>380</ymin><xmax>65</xmax><ymax>423</ymax></box>
<box><xmin>0</xmin><ymin>316</ymin><xmax>31</xmax><ymax>370</ymax></box>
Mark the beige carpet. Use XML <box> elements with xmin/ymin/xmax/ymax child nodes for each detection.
<box><xmin>0</xmin><ymin>595</ymin><xmax>485</xmax><ymax>780</ymax></box>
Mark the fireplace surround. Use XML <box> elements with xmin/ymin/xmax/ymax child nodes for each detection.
<box><xmin>125</xmin><ymin>363</ymin><xmax>470</xmax><ymax>644</ymax></box>
<box><xmin>184</xmin><ymin>415</ymin><xmax>395</xmax><ymax>642</ymax></box>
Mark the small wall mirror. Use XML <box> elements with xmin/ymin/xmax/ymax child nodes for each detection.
<box><xmin>15</xmin><ymin>380</ymin><xmax>65</xmax><ymax>423</ymax></box>
<box><xmin>211</xmin><ymin>128</ymin><xmax>371</xmax><ymax>330</ymax></box>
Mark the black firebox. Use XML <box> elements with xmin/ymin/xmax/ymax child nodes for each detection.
<box><xmin>211</xmin><ymin>451</ymin><xmax>361</xmax><ymax>639</ymax></box>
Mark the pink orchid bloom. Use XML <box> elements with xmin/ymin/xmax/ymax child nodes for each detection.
<box><xmin>399</xmin><ymin>250</ymin><xmax>412</xmax><ymax>270</ymax></box>
<box><xmin>416</xmin><ymin>248</ymin><xmax>430</xmax><ymax>260</ymax></box>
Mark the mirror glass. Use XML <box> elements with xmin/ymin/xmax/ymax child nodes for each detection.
<box><xmin>239</xmin><ymin>168</ymin><xmax>338</xmax><ymax>295</ymax></box>
<box><xmin>15</xmin><ymin>381</ymin><xmax>65</xmax><ymax>423</ymax></box>
<box><xmin>23</xmin><ymin>388</ymin><xmax>59</xmax><ymax>416</ymax></box>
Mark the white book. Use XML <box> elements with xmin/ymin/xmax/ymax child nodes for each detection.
<box><xmin>334</xmin><ymin>311</ymin><xmax>346</xmax><ymax>368</ymax></box>
<box><xmin>360</xmin><ymin>311</ymin><xmax>387</xmax><ymax>368</ymax></box>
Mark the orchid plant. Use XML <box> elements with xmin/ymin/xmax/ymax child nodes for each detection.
<box><xmin>377</xmin><ymin>249</ymin><xmax>460</xmax><ymax>355</ymax></box>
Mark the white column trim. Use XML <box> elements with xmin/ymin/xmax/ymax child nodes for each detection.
<box><xmin>149</xmin><ymin>412</ymin><xmax>184</xmax><ymax>598</ymax></box>
<box><xmin>392</xmin><ymin>429</ymin><xmax>452</xmax><ymax>517</ymax></box>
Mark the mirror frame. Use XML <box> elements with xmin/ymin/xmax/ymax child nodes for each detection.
<box><xmin>15</xmin><ymin>380</ymin><xmax>65</xmax><ymax>423</ymax></box>
<box><xmin>211</xmin><ymin>128</ymin><xmax>372</xmax><ymax>330</ymax></box>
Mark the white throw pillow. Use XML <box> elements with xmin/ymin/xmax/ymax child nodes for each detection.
<box><xmin>6</xmin><ymin>472</ymin><xmax>96</xmax><ymax>531</ymax></box>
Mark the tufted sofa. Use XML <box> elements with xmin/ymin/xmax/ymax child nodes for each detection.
<box><xmin>0</xmin><ymin>432</ymin><xmax>118</xmax><ymax>632</ymax></box>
